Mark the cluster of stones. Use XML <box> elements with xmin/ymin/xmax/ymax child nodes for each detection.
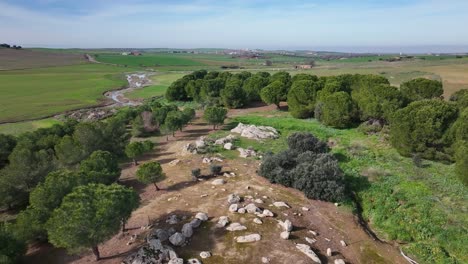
<box><xmin>123</xmin><ymin>212</ymin><xmax>209</xmax><ymax>264</ymax></box>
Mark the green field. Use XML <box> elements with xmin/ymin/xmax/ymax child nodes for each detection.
<box><xmin>0</xmin><ymin>118</ymin><xmax>62</xmax><ymax>135</ymax></box>
<box><xmin>96</xmin><ymin>54</ymin><xmax>207</xmax><ymax>67</ymax></box>
<box><xmin>126</xmin><ymin>73</ymin><xmax>185</xmax><ymax>99</ymax></box>
<box><xmin>0</xmin><ymin>64</ymin><xmax>135</xmax><ymax>123</ymax></box>
<box><xmin>220</xmin><ymin>113</ymin><xmax>466</xmax><ymax>264</ymax></box>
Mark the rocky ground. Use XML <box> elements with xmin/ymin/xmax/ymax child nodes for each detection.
<box><xmin>25</xmin><ymin>105</ymin><xmax>406</xmax><ymax>264</ymax></box>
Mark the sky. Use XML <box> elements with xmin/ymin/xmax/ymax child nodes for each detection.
<box><xmin>1</xmin><ymin>0</ymin><xmax>468</xmax><ymax>53</ymax></box>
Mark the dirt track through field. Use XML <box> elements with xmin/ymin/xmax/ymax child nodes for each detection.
<box><xmin>24</xmin><ymin>105</ymin><xmax>407</xmax><ymax>264</ymax></box>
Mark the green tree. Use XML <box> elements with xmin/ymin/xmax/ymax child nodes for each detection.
<box><xmin>454</xmin><ymin>141</ymin><xmax>468</xmax><ymax>186</ymax></box>
<box><xmin>260</xmin><ymin>81</ymin><xmax>288</xmax><ymax>108</ymax></box>
<box><xmin>182</xmin><ymin>107</ymin><xmax>196</xmax><ymax>125</ymax></box>
<box><xmin>316</xmin><ymin>92</ymin><xmax>357</xmax><ymax>128</ymax></box>
<box><xmin>389</xmin><ymin>99</ymin><xmax>458</xmax><ymax>161</ymax></box>
<box><xmin>243</xmin><ymin>75</ymin><xmax>269</xmax><ymax>102</ymax></box>
<box><xmin>166</xmin><ymin>78</ymin><xmax>188</xmax><ymax>101</ymax></box>
<box><xmin>200</xmin><ymin>78</ymin><xmax>224</xmax><ymax>100</ymax></box>
<box><xmin>287</xmin><ymin>80</ymin><xmax>323</xmax><ymax>118</ymax></box>
<box><xmin>400</xmin><ymin>78</ymin><xmax>443</xmax><ymax>102</ymax></box>
<box><xmin>125</xmin><ymin>142</ymin><xmax>145</xmax><ymax>165</ymax></box>
<box><xmin>449</xmin><ymin>89</ymin><xmax>468</xmax><ymax>109</ymax></box>
<box><xmin>72</xmin><ymin>122</ymin><xmax>105</xmax><ymax>156</ymax></box>
<box><xmin>0</xmin><ymin>224</ymin><xmax>26</xmax><ymax>264</ymax></box>
<box><xmin>203</xmin><ymin>106</ymin><xmax>228</xmax><ymax>130</ymax></box>
<box><xmin>46</xmin><ymin>184</ymin><xmax>139</xmax><ymax>260</ymax></box>
<box><xmin>80</xmin><ymin>151</ymin><xmax>120</xmax><ymax>184</ymax></box>
<box><xmin>291</xmin><ymin>73</ymin><xmax>317</xmax><ymax>83</ymax></box>
<box><xmin>270</xmin><ymin>71</ymin><xmax>292</xmax><ymax>88</ymax></box>
<box><xmin>136</xmin><ymin>161</ymin><xmax>166</xmax><ymax>191</ymax></box>
<box><xmin>352</xmin><ymin>84</ymin><xmax>405</xmax><ymax>121</ymax></box>
<box><xmin>0</xmin><ymin>134</ymin><xmax>16</xmax><ymax>169</ymax></box>
<box><xmin>55</xmin><ymin>135</ymin><xmax>84</xmax><ymax>167</ymax></box>
<box><xmin>131</xmin><ymin>114</ymin><xmax>145</xmax><ymax>137</ymax></box>
<box><xmin>165</xmin><ymin>111</ymin><xmax>184</xmax><ymax>136</ymax></box>
<box><xmin>221</xmin><ymin>78</ymin><xmax>247</xmax><ymax>108</ymax></box>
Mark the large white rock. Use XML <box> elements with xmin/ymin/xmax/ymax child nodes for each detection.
<box><xmin>280</xmin><ymin>231</ymin><xmax>290</xmax><ymax>240</ymax></box>
<box><xmin>189</xmin><ymin>218</ymin><xmax>202</xmax><ymax>228</ymax></box>
<box><xmin>335</xmin><ymin>259</ymin><xmax>346</xmax><ymax>264</ymax></box>
<box><xmin>229</xmin><ymin>203</ymin><xmax>239</xmax><ymax>212</ymax></box>
<box><xmin>231</xmin><ymin>123</ymin><xmax>279</xmax><ymax>140</ymax></box>
<box><xmin>296</xmin><ymin>244</ymin><xmax>321</xmax><ymax>263</ymax></box>
<box><xmin>238</xmin><ymin>148</ymin><xmax>257</xmax><ymax>158</ymax></box>
<box><xmin>168</xmin><ymin>258</ymin><xmax>184</xmax><ymax>264</ymax></box>
<box><xmin>236</xmin><ymin>234</ymin><xmax>261</xmax><ymax>243</ymax></box>
<box><xmin>216</xmin><ymin>216</ymin><xmax>230</xmax><ymax>227</ymax></box>
<box><xmin>256</xmin><ymin>209</ymin><xmax>274</xmax><ymax>218</ymax></box>
<box><xmin>215</xmin><ymin>134</ymin><xmax>236</xmax><ymax>145</ymax></box>
<box><xmin>195</xmin><ymin>137</ymin><xmax>206</xmax><ymax>148</ymax></box>
<box><xmin>305</xmin><ymin>237</ymin><xmax>317</xmax><ymax>244</ymax></box>
<box><xmin>224</xmin><ymin>142</ymin><xmax>234</xmax><ymax>150</ymax></box>
<box><xmin>226</xmin><ymin>222</ymin><xmax>247</xmax><ymax>231</ymax></box>
<box><xmin>200</xmin><ymin>251</ymin><xmax>211</xmax><ymax>259</ymax></box>
<box><xmin>227</xmin><ymin>194</ymin><xmax>241</xmax><ymax>204</ymax></box>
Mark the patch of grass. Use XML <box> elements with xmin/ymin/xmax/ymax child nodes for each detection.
<box><xmin>228</xmin><ymin>113</ymin><xmax>467</xmax><ymax>264</ymax></box>
<box><xmin>96</xmin><ymin>54</ymin><xmax>206</xmax><ymax>67</ymax></box>
<box><xmin>0</xmin><ymin>64</ymin><xmax>136</xmax><ymax>123</ymax></box>
<box><xmin>0</xmin><ymin>118</ymin><xmax>62</xmax><ymax>135</ymax></box>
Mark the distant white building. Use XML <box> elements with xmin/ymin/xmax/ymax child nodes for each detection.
<box><xmin>121</xmin><ymin>52</ymin><xmax>129</xmax><ymax>56</ymax></box>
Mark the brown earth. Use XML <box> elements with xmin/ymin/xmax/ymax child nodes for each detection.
<box><xmin>24</xmin><ymin>105</ymin><xmax>406</xmax><ymax>264</ymax></box>
<box><xmin>0</xmin><ymin>48</ymin><xmax>85</xmax><ymax>70</ymax></box>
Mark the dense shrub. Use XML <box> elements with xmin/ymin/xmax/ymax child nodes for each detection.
<box><xmin>316</xmin><ymin>91</ymin><xmax>357</xmax><ymax>128</ymax></box>
<box><xmin>389</xmin><ymin>99</ymin><xmax>458</xmax><ymax>161</ymax></box>
<box><xmin>0</xmin><ymin>134</ymin><xmax>16</xmax><ymax>169</ymax></box>
<box><xmin>449</xmin><ymin>89</ymin><xmax>468</xmax><ymax>109</ymax></box>
<box><xmin>0</xmin><ymin>224</ymin><xmax>26</xmax><ymax>264</ymax></box>
<box><xmin>209</xmin><ymin>164</ymin><xmax>222</xmax><ymax>175</ymax></box>
<box><xmin>258</xmin><ymin>133</ymin><xmax>345</xmax><ymax>202</ymax></box>
<box><xmin>260</xmin><ymin>80</ymin><xmax>288</xmax><ymax>108</ymax></box>
<box><xmin>287</xmin><ymin>80</ymin><xmax>323</xmax><ymax>118</ymax></box>
<box><xmin>243</xmin><ymin>75</ymin><xmax>270</xmax><ymax>101</ymax></box>
<box><xmin>221</xmin><ymin>78</ymin><xmax>247</xmax><ymax>108</ymax></box>
<box><xmin>400</xmin><ymin>78</ymin><xmax>443</xmax><ymax>102</ymax></box>
<box><xmin>454</xmin><ymin>141</ymin><xmax>468</xmax><ymax>185</ymax></box>
<box><xmin>166</xmin><ymin>78</ymin><xmax>189</xmax><ymax>101</ymax></box>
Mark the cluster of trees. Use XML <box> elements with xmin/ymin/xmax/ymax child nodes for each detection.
<box><xmin>259</xmin><ymin>133</ymin><xmax>345</xmax><ymax>202</ymax></box>
<box><xmin>0</xmin><ymin>43</ymin><xmax>22</xmax><ymax>49</ymax></box>
<box><xmin>130</xmin><ymin>100</ymin><xmax>196</xmax><ymax>138</ymax></box>
<box><xmin>166</xmin><ymin>69</ymin><xmax>291</xmax><ymax>109</ymax></box>
<box><xmin>0</xmin><ymin>109</ymin><xmax>156</xmax><ymax>260</ymax></box>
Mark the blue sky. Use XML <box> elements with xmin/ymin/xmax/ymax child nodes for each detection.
<box><xmin>1</xmin><ymin>0</ymin><xmax>468</xmax><ymax>52</ymax></box>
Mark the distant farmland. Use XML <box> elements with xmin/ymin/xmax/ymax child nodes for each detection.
<box><xmin>0</xmin><ymin>48</ymin><xmax>85</xmax><ymax>70</ymax></box>
<box><xmin>96</xmin><ymin>54</ymin><xmax>207</xmax><ymax>67</ymax></box>
<box><xmin>0</xmin><ymin>64</ymin><xmax>134</xmax><ymax>123</ymax></box>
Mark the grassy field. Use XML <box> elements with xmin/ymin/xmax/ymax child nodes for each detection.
<box><xmin>0</xmin><ymin>64</ymin><xmax>135</xmax><ymax>123</ymax></box>
<box><xmin>96</xmin><ymin>54</ymin><xmax>207</xmax><ymax>67</ymax></box>
<box><xmin>126</xmin><ymin>72</ymin><xmax>186</xmax><ymax>99</ymax></box>
<box><xmin>0</xmin><ymin>118</ymin><xmax>62</xmax><ymax>135</ymax></box>
<box><xmin>0</xmin><ymin>48</ymin><xmax>85</xmax><ymax>70</ymax></box>
<box><xmin>216</xmin><ymin>112</ymin><xmax>467</xmax><ymax>264</ymax></box>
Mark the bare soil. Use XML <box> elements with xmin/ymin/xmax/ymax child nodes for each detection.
<box><xmin>0</xmin><ymin>48</ymin><xmax>85</xmax><ymax>70</ymax></box>
<box><xmin>24</xmin><ymin>105</ymin><xmax>406</xmax><ymax>264</ymax></box>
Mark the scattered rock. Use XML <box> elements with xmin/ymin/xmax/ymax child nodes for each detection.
<box><xmin>273</xmin><ymin>201</ymin><xmax>290</xmax><ymax>208</ymax></box>
<box><xmin>187</xmin><ymin>259</ymin><xmax>202</xmax><ymax>264</ymax></box>
<box><xmin>231</xmin><ymin>123</ymin><xmax>279</xmax><ymax>140</ymax></box>
<box><xmin>166</xmin><ymin>215</ymin><xmax>180</xmax><ymax>225</ymax></box>
<box><xmin>216</xmin><ymin>216</ymin><xmax>230</xmax><ymax>227</ymax></box>
<box><xmin>236</xmin><ymin>234</ymin><xmax>261</xmax><ymax>243</ymax></box>
<box><xmin>280</xmin><ymin>231</ymin><xmax>290</xmax><ymax>240</ymax></box>
<box><xmin>335</xmin><ymin>259</ymin><xmax>346</xmax><ymax>264</ymax></box>
<box><xmin>262</xmin><ymin>257</ymin><xmax>270</xmax><ymax>263</ymax></box>
<box><xmin>305</xmin><ymin>237</ymin><xmax>317</xmax><ymax>244</ymax></box>
<box><xmin>334</xmin><ymin>203</ymin><xmax>340</xmax><ymax>207</ymax></box>
<box><xmin>168</xmin><ymin>258</ymin><xmax>184</xmax><ymax>264</ymax></box>
<box><xmin>148</xmin><ymin>229</ymin><xmax>170</xmax><ymax>242</ymax></box>
<box><xmin>238</xmin><ymin>148</ymin><xmax>257</xmax><ymax>158</ymax></box>
<box><xmin>302</xmin><ymin>207</ymin><xmax>310</xmax><ymax>211</ymax></box>
<box><xmin>169</xmin><ymin>232</ymin><xmax>185</xmax><ymax>246</ymax></box>
<box><xmin>256</xmin><ymin>209</ymin><xmax>274</xmax><ymax>218</ymax></box>
<box><xmin>244</xmin><ymin>203</ymin><xmax>261</xmax><ymax>213</ymax></box>
<box><xmin>253</xmin><ymin>218</ymin><xmax>263</xmax><ymax>224</ymax></box>
<box><xmin>309</xmin><ymin>230</ymin><xmax>318</xmax><ymax>236</ymax></box>
<box><xmin>237</xmin><ymin>208</ymin><xmax>246</xmax><ymax>214</ymax></box>
<box><xmin>327</xmin><ymin>248</ymin><xmax>332</xmax><ymax>257</ymax></box>
<box><xmin>200</xmin><ymin>194</ymin><xmax>208</xmax><ymax>198</ymax></box>
<box><xmin>189</xmin><ymin>219</ymin><xmax>202</xmax><ymax>228</ymax></box>
<box><xmin>200</xmin><ymin>251</ymin><xmax>211</xmax><ymax>259</ymax></box>
<box><xmin>340</xmin><ymin>240</ymin><xmax>347</xmax><ymax>247</ymax></box>
<box><xmin>296</xmin><ymin>244</ymin><xmax>322</xmax><ymax>263</ymax></box>
<box><xmin>181</xmin><ymin>223</ymin><xmax>193</xmax><ymax>238</ymax></box>
<box><xmin>229</xmin><ymin>204</ymin><xmax>239</xmax><ymax>212</ymax></box>
<box><xmin>227</xmin><ymin>194</ymin><xmax>241</xmax><ymax>204</ymax></box>
<box><xmin>215</xmin><ymin>134</ymin><xmax>236</xmax><ymax>145</ymax></box>
<box><xmin>195</xmin><ymin>212</ymin><xmax>208</xmax><ymax>221</ymax></box>
<box><xmin>254</xmin><ymin>199</ymin><xmax>264</xmax><ymax>204</ymax></box>
<box><xmin>168</xmin><ymin>159</ymin><xmax>180</xmax><ymax>166</ymax></box>
<box><xmin>278</xmin><ymin>219</ymin><xmax>293</xmax><ymax>232</ymax></box>
<box><xmin>195</xmin><ymin>137</ymin><xmax>206</xmax><ymax>148</ymax></box>
<box><xmin>224</xmin><ymin>142</ymin><xmax>234</xmax><ymax>150</ymax></box>
<box><xmin>211</xmin><ymin>179</ymin><xmax>226</xmax><ymax>185</ymax></box>
<box><xmin>202</xmin><ymin>157</ymin><xmax>211</xmax><ymax>164</ymax></box>
<box><xmin>226</xmin><ymin>223</ymin><xmax>247</xmax><ymax>231</ymax></box>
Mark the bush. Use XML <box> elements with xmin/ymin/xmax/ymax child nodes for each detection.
<box><xmin>389</xmin><ymin>99</ymin><xmax>458</xmax><ymax>161</ymax></box>
<box><xmin>242</xmin><ymin>75</ymin><xmax>269</xmax><ymax>102</ymax></box>
<box><xmin>209</xmin><ymin>164</ymin><xmax>222</xmax><ymax>175</ymax></box>
<box><xmin>258</xmin><ymin>133</ymin><xmax>345</xmax><ymax>202</ymax></box>
<box><xmin>260</xmin><ymin>81</ymin><xmax>288</xmax><ymax>109</ymax></box>
<box><xmin>400</xmin><ymin>78</ymin><xmax>443</xmax><ymax>102</ymax></box>
<box><xmin>352</xmin><ymin>84</ymin><xmax>404</xmax><ymax>121</ymax></box>
<box><xmin>454</xmin><ymin>141</ymin><xmax>468</xmax><ymax>186</ymax></box>
<box><xmin>191</xmin><ymin>168</ymin><xmax>201</xmax><ymax>179</ymax></box>
<box><xmin>449</xmin><ymin>89</ymin><xmax>468</xmax><ymax>109</ymax></box>
<box><xmin>0</xmin><ymin>224</ymin><xmax>26</xmax><ymax>264</ymax></box>
<box><xmin>221</xmin><ymin>78</ymin><xmax>247</xmax><ymax>108</ymax></box>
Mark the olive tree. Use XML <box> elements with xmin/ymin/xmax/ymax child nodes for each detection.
<box><xmin>203</xmin><ymin>106</ymin><xmax>228</xmax><ymax>130</ymax></box>
<box><xmin>136</xmin><ymin>161</ymin><xmax>166</xmax><ymax>191</ymax></box>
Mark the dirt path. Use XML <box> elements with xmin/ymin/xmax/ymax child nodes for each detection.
<box><xmin>24</xmin><ymin>105</ymin><xmax>406</xmax><ymax>264</ymax></box>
